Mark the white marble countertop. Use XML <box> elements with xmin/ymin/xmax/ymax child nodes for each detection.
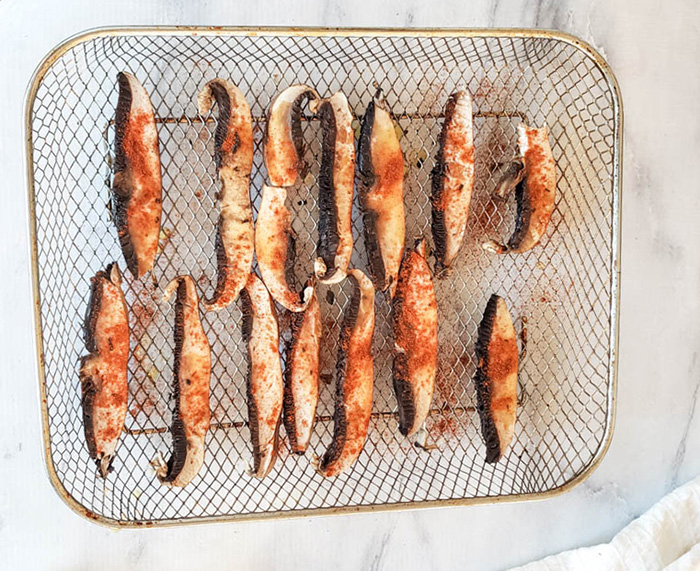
<box><xmin>1</xmin><ymin>1</ymin><xmax>698</xmax><ymax>569</ymax></box>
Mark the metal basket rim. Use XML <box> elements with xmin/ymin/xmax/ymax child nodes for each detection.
<box><xmin>24</xmin><ymin>25</ymin><xmax>623</xmax><ymax>528</ymax></box>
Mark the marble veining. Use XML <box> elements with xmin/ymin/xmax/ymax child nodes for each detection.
<box><xmin>1</xmin><ymin>0</ymin><xmax>699</xmax><ymax>569</ymax></box>
<box><xmin>363</xmin><ymin>524</ymin><xmax>396</xmax><ymax>571</ymax></box>
<box><xmin>669</xmin><ymin>355</ymin><xmax>700</xmax><ymax>489</ymax></box>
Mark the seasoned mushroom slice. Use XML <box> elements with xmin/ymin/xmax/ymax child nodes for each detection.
<box><xmin>314</xmin><ymin>91</ymin><xmax>355</xmax><ymax>284</ymax></box>
<box><xmin>264</xmin><ymin>84</ymin><xmax>320</xmax><ymax>187</ymax></box>
<box><xmin>473</xmin><ymin>294</ymin><xmax>518</xmax><ymax>463</ymax></box>
<box><xmin>255</xmin><ymin>184</ymin><xmax>314</xmax><ymax>312</ymax></box>
<box><xmin>240</xmin><ymin>274</ymin><xmax>284</xmax><ymax>478</ymax></box>
<box><xmin>392</xmin><ymin>239</ymin><xmax>438</xmax><ymax>437</ymax></box>
<box><xmin>112</xmin><ymin>72</ymin><xmax>162</xmax><ymax>278</ymax></box>
<box><xmin>357</xmin><ymin>94</ymin><xmax>405</xmax><ymax>298</ymax></box>
<box><xmin>79</xmin><ymin>263</ymin><xmax>129</xmax><ymax>478</ymax></box>
<box><xmin>284</xmin><ymin>288</ymin><xmax>322</xmax><ymax>454</ymax></box>
<box><xmin>316</xmin><ymin>269</ymin><xmax>375</xmax><ymax>477</ymax></box>
<box><xmin>151</xmin><ymin>276</ymin><xmax>212</xmax><ymax>487</ymax></box>
<box><xmin>198</xmin><ymin>79</ymin><xmax>255</xmax><ymax>311</ymax></box>
<box><xmin>483</xmin><ymin>124</ymin><xmax>556</xmax><ymax>254</ymax></box>
<box><xmin>431</xmin><ymin>90</ymin><xmax>475</xmax><ymax>273</ymax></box>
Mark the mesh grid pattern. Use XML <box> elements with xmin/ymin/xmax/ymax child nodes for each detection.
<box><xmin>28</xmin><ymin>30</ymin><xmax>619</xmax><ymax>524</ymax></box>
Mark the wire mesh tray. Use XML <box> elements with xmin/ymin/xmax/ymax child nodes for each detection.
<box><xmin>26</xmin><ymin>27</ymin><xmax>622</xmax><ymax>526</ymax></box>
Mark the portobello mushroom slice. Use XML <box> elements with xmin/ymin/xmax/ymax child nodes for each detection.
<box><xmin>284</xmin><ymin>287</ymin><xmax>322</xmax><ymax>454</ymax></box>
<box><xmin>240</xmin><ymin>273</ymin><xmax>284</xmax><ymax>478</ymax></box>
<box><xmin>314</xmin><ymin>91</ymin><xmax>356</xmax><ymax>284</ymax></box>
<box><xmin>392</xmin><ymin>239</ymin><xmax>438</xmax><ymax>437</ymax></box>
<box><xmin>316</xmin><ymin>269</ymin><xmax>375</xmax><ymax>477</ymax></box>
<box><xmin>255</xmin><ymin>184</ymin><xmax>314</xmax><ymax>312</ymax></box>
<box><xmin>474</xmin><ymin>294</ymin><xmax>518</xmax><ymax>463</ymax></box>
<box><xmin>483</xmin><ymin>124</ymin><xmax>556</xmax><ymax>254</ymax></box>
<box><xmin>79</xmin><ymin>263</ymin><xmax>129</xmax><ymax>478</ymax></box>
<box><xmin>431</xmin><ymin>90</ymin><xmax>475</xmax><ymax>274</ymax></box>
<box><xmin>112</xmin><ymin>72</ymin><xmax>162</xmax><ymax>278</ymax></box>
<box><xmin>151</xmin><ymin>276</ymin><xmax>212</xmax><ymax>487</ymax></box>
<box><xmin>198</xmin><ymin>79</ymin><xmax>255</xmax><ymax>311</ymax></box>
<box><xmin>264</xmin><ymin>84</ymin><xmax>320</xmax><ymax>187</ymax></box>
<box><xmin>357</xmin><ymin>94</ymin><xmax>405</xmax><ymax>298</ymax></box>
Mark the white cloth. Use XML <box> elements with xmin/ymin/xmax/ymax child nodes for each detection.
<box><xmin>512</xmin><ymin>475</ymin><xmax>700</xmax><ymax>571</ymax></box>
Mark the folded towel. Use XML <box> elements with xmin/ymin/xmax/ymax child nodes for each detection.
<box><xmin>511</xmin><ymin>475</ymin><xmax>700</xmax><ymax>571</ymax></box>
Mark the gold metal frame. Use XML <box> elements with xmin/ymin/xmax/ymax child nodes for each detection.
<box><xmin>25</xmin><ymin>26</ymin><xmax>623</xmax><ymax>528</ymax></box>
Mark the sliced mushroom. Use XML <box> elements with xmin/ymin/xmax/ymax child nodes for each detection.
<box><xmin>198</xmin><ymin>79</ymin><xmax>255</xmax><ymax>311</ymax></box>
<box><xmin>474</xmin><ymin>294</ymin><xmax>518</xmax><ymax>463</ymax></box>
<box><xmin>79</xmin><ymin>263</ymin><xmax>129</xmax><ymax>478</ymax></box>
<box><xmin>240</xmin><ymin>273</ymin><xmax>284</xmax><ymax>478</ymax></box>
<box><xmin>255</xmin><ymin>184</ymin><xmax>314</xmax><ymax>312</ymax></box>
<box><xmin>112</xmin><ymin>72</ymin><xmax>163</xmax><ymax>278</ymax></box>
<box><xmin>284</xmin><ymin>287</ymin><xmax>322</xmax><ymax>454</ymax></box>
<box><xmin>431</xmin><ymin>90</ymin><xmax>475</xmax><ymax>273</ymax></box>
<box><xmin>316</xmin><ymin>269</ymin><xmax>375</xmax><ymax>477</ymax></box>
<box><xmin>357</xmin><ymin>94</ymin><xmax>405</xmax><ymax>298</ymax></box>
<box><xmin>264</xmin><ymin>84</ymin><xmax>320</xmax><ymax>187</ymax></box>
<box><xmin>483</xmin><ymin>124</ymin><xmax>556</xmax><ymax>254</ymax></box>
<box><xmin>151</xmin><ymin>276</ymin><xmax>211</xmax><ymax>487</ymax></box>
<box><xmin>392</xmin><ymin>239</ymin><xmax>438</xmax><ymax>437</ymax></box>
<box><xmin>314</xmin><ymin>91</ymin><xmax>355</xmax><ymax>284</ymax></box>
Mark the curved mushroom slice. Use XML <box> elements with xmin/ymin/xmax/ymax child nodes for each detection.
<box><xmin>198</xmin><ymin>79</ymin><xmax>255</xmax><ymax>311</ymax></box>
<box><xmin>79</xmin><ymin>263</ymin><xmax>129</xmax><ymax>478</ymax></box>
<box><xmin>431</xmin><ymin>91</ymin><xmax>475</xmax><ymax>273</ymax></box>
<box><xmin>264</xmin><ymin>84</ymin><xmax>320</xmax><ymax>187</ymax></box>
<box><xmin>283</xmin><ymin>288</ymin><xmax>322</xmax><ymax>454</ymax></box>
<box><xmin>474</xmin><ymin>294</ymin><xmax>518</xmax><ymax>463</ymax></box>
<box><xmin>112</xmin><ymin>72</ymin><xmax>162</xmax><ymax>278</ymax></box>
<box><xmin>256</xmin><ymin>184</ymin><xmax>314</xmax><ymax>312</ymax></box>
<box><xmin>316</xmin><ymin>269</ymin><xmax>375</xmax><ymax>477</ymax></box>
<box><xmin>392</xmin><ymin>239</ymin><xmax>438</xmax><ymax>437</ymax></box>
<box><xmin>483</xmin><ymin>124</ymin><xmax>556</xmax><ymax>254</ymax></box>
<box><xmin>240</xmin><ymin>273</ymin><xmax>284</xmax><ymax>478</ymax></box>
<box><xmin>151</xmin><ymin>276</ymin><xmax>211</xmax><ymax>487</ymax></box>
<box><xmin>357</xmin><ymin>95</ymin><xmax>405</xmax><ymax>298</ymax></box>
<box><xmin>314</xmin><ymin>92</ymin><xmax>355</xmax><ymax>284</ymax></box>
